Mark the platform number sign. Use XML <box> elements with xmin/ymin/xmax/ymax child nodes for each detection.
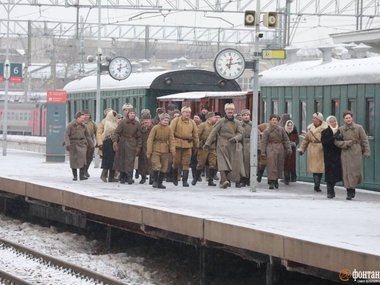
<box><xmin>10</xmin><ymin>63</ymin><xmax>23</xmax><ymax>83</ymax></box>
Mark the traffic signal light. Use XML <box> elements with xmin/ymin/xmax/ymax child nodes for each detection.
<box><xmin>263</xmin><ymin>12</ymin><xmax>278</xmax><ymax>28</ymax></box>
<box><xmin>244</xmin><ymin>10</ymin><xmax>256</xmax><ymax>26</ymax></box>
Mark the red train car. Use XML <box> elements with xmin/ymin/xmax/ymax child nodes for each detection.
<box><xmin>156</xmin><ymin>90</ymin><xmax>253</xmax><ymax>116</ymax></box>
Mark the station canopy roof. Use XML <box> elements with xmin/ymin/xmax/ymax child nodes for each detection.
<box><xmin>157</xmin><ymin>91</ymin><xmax>248</xmax><ymax>101</ymax></box>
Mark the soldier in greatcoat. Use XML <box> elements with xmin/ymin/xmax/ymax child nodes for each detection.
<box><xmin>170</xmin><ymin>106</ymin><xmax>199</xmax><ymax>187</ymax></box>
<box><xmin>240</xmin><ymin>109</ymin><xmax>252</xmax><ymax>187</ymax></box>
<box><xmin>257</xmin><ymin>121</ymin><xmax>270</xmax><ymax>182</ymax></box>
<box><xmin>298</xmin><ymin>112</ymin><xmax>328</xmax><ymax>192</ymax></box>
<box><xmin>112</xmin><ymin>108</ymin><xmax>142</xmax><ymax>184</ymax></box>
<box><xmin>138</xmin><ymin>113</ymin><xmax>153</xmax><ymax>184</ymax></box>
<box><xmin>83</xmin><ymin>110</ymin><xmax>97</xmax><ymax>178</ymax></box>
<box><xmin>191</xmin><ymin>112</ymin><xmax>218</xmax><ymax>186</ymax></box>
<box><xmin>261</xmin><ymin>114</ymin><xmax>292</xmax><ymax>189</ymax></box>
<box><xmin>64</xmin><ymin>112</ymin><xmax>94</xmax><ymax>181</ymax></box>
<box><xmin>334</xmin><ymin>110</ymin><xmax>370</xmax><ymax>200</ymax></box>
<box><xmin>146</xmin><ymin>113</ymin><xmax>175</xmax><ymax>189</ymax></box>
<box><xmin>204</xmin><ymin>103</ymin><xmax>245</xmax><ymax>189</ymax></box>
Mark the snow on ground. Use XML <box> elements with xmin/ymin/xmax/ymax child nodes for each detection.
<box><xmin>0</xmin><ymin>214</ymin><xmax>155</xmax><ymax>284</ymax></box>
<box><xmin>1</xmin><ymin>149</ymin><xmax>380</xmax><ymax>258</ymax></box>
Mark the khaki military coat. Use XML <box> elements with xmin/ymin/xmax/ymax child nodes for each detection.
<box><xmin>335</xmin><ymin>123</ymin><xmax>370</xmax><ymax>188</ymax></box>
<box><xmin>241</xmin><ymin>120</ymin><xmax>252</xmax><ymax>178</ymax></box>
<box><xmin>170</xmin><ymin>117</ymin><xmax>199</xmax><ymax>149</ymax></box>
<box><xmin>299</xmin><ymin>122</ymin><xmax>328</xmax><ymax>174</ymax></box>
<box><xmin>113</xmin><ymin>118</ymin><xmax>142</xmax><ymax>172</ymax></box>
<box><xmin>138</xmin><ymin>124</ymin><xmax>153</xmax><ymax>175</ymax></box>
<box><xmin>196</xmin><ymin>121</ymin><xmax>217</xmax><ymax>169</ymax></box>
<box><xmin>205</xmin><ymin>117</ymin><xmax>245</xmax><ymax>182</ymax></box>
<box><xmin>147</xmin><ymin>124</ymin><xmax>175</xmax><ymax>155</ymax></box>
<box><xmin>261</xmin><ymin>125</ymin><xmax>291</xmax><ymax>180</ymax></box>
<box><xmin>64</xmin><ymin>120</ymin><xmax>93</xmax><ymax>169</ymax></box>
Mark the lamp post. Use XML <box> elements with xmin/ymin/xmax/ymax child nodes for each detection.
<box><xmin>249</xmin><ymin>0</ymin><xmax>261</xmax><ymax>192</ymax></box>
<box><xmin>2</xmin><ymin>1</ymin><xmax>11</xmax><ymax>156</ymax></box>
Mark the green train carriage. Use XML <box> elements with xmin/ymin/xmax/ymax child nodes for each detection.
<box><xmin>63</xmin><ymin>69</ymin><xmax>241</xmax><ymax>120</ymax></box>
<box><xmin>259</xmin><ymin>55</ymin><xmax>380</xmax><ymax>192</ymax></box>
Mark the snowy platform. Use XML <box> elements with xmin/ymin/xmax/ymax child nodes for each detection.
<box><xmin>0</xmin><ymin>149</ymin><xmax>379</xmax><ymax>275</ymax></box>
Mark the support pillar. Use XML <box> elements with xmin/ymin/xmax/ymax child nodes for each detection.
<box><xmin>199</xmin><ymin>246</ymin><xmax>206</xmax><ymax>285</ymax></box>
<box><xmin>105</xmin><ymin>225</ymin><xmax>112</xmax><ymax>250</ymax></box>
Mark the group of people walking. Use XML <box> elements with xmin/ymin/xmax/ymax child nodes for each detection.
<box><xmin>64</xmin><ymin>103</ymin><xmax>370</xmax><ymax>200</ymax></box>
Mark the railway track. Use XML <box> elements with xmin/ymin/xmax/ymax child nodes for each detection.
<box><xmin>0</xmin><ymin>238</ymin><xmax>126</xmax><ymax>285</ymax></box>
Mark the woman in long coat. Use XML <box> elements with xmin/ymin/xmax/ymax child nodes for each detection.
<box><xmin>113</xmin><ymin>109</ymin><xmax>142</xmax><ymax>184</ymax></box>
<box><xmin>64</xmin><ymin>112</ymin><xmax>93</xmax><ymax>181</ymax></box>
<box><xmin>261</xmin><ymin>114</ymin><xmax>292</xmax><ymax>189</ymax></box>
<box><xmin>321</xmin><ymin>115</ymin><xmax>342</xmax><ymax>199</ymax></box>
<box><xmin>138</xmin><ymin>113</ymin><xmax>153</xmax><ymax>184</ymax></box>
<box><xmin>283</xmin><ymin>120</ymin><xmax>299</xmax><ymax>184</ymax></box>
<box><xmin>100</xmin><ymin>110</ymin><xmax>118</xmax><ymax>182</ymax></box>
<box><xmin>298</xmin><ymin>112</ymin><xmax>328</xmax><ymax>192</ymax></box>
<box><xmin>334</xmin><ymin>110</ymin><xmax>370</xmax><ymax>200</ymax></box>
<box><xmin>240</xmin><ymin>109</ymin><xmax>252</xmax><ymax>186</ymax></box>
<box><xmin>204</xmin><ymin>103</ymin><xmax>245</xmax><ymax>189</ymax></box>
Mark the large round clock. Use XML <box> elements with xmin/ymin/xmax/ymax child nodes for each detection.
<box><xmin>108</xmin><ymin>56</ymin><xmax>132</xmax><ymax>81</ymax></box>
<box><xmin>213</xmin><ymin>48</ymin><xmax>245</xmax><ymax>80</ymax></box>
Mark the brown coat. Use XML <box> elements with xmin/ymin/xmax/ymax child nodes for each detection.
<box><xmin>113</xmin><ymin>118</ymin><xmax>142</xmax><ymax>172</ymax></box>
<box><xmin>299</xmin><ymin>122</ymin><xmax>328</xmax><ymax>174</ymax></box>
<box><xmin>170</xmin><ymin>117</ymin><xmax>199</xmax><ymax>149</ymax></box>
<box><xmin>335</xmin><ymin>123</ymin><xmax>370</xmax><ymax>188</ymax></box>
<box><xmin>241</xmin><ymin>120</ymin><xmax>252</xmax><ymax>178</ymax></box>
<box><xmin>205</xmin><ymin>117</ymin><xmax>245</xmax><ymax>182</ymax></box>
<box><xmin>138</xmin><ymin>124</ymin><xmax>153</xmax><ymax>175</ymax></box>
<box><xmin>64</xmin><ymin>120</ymin><xmax>93</xmax><ymax>169</ymax></box>
<box><xmin>261</xmin><ymin>125</ymin><xmax>291</xmax><ymax>180</ymax></box>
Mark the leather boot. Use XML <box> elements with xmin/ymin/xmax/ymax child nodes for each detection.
<box><xmin>100</xmin><ymin>169</ymin><xmax>108</xmax><ymax>182</ymax></box>
<box><xmin>79</xmin><ymin>167</ymin><xmax>88</xmax><ymax>180</ymax></box>
<box><xmin>166</xmin><ymin>167</ymin><xmax>173</xmax><ymax>182</ymax></box>
<box><xmin>152</xmin><ymin>171</ymin><xmax>159</xmax><ymax>188</ymax></box>
<box><xmin>268</xmin><ymin>180</ymin><xmax>274</xmax><ymax>190</ymax></box>
<box><xmin>284</xmin><ymin>171</ymin><xmax>290</xmax><ymax>185</ymax></box>
<box><xmin>172</xmin><ymin>168</ymin><xmax>179</xmax><ymax>186</ymax></box>
<box><xmin>139</xmin><ymin>175</ymin><xmax>147</xmax><ymax>184</ymax></box>
<box><xmin>158</xmin><ymin>172</ymin><xmax>166</xmax><ymax>189</ymax></box>
<box><xmin>84</xmin><ymin>165</ymin><xmax>90</xmax><ymax>178</ymax></box>
<box><xmin>327</xmin><ymin>183</ymin><xmax>335</xmax><ymax>198</ymax></box>
<box><xmin>274</xmin><ymin>179</ymin><xmax>279</xmax><ymax>189</ymax></box>
<box><xmin>346</xmin><ymin>188</ymin><xmax>352</xmax><ymax>200</ymax></box>
<box><xmin>291</xmin><ymin>171</ymin><xmax>297</xmax><ymax>182</ymax></box>
<box><xmin>313</xmin><ymin>173</ymin><xmax>322</xmax><ymax>192</ymax></box>
<box><xmin>149</xmin><ymin>172</ymin><xmax>154</xmax><ymax>185</ymax></box>
<box><xmin>351</xmin><ymin>188</ymin><xmax>356</xmax><ymax>199</ymax></box>
<box><xmin>257</xmin><ymin>169</ymin><xmax>264</xmax><ymax>183</ymax></box>
<box><xmin>208</xmin><ymin>169</ymin><xmax>217</xmax><ymax>186</ymax></box>
<box><xmin>108</xmin><ymin>170</ymin><xmax>119</xmax><ymax>182</ymax></box>
<box><xmin>182</xmin><ymin>170</ymin><xmax>190</xmax><ymax>187</ymax></box>
<box><xmin>126</xmin><ymin>171</ymin><xmax>134</xmax><ymax>184</ymax></box>
<box><xmin>191</xmin><ymin>169</ymin><xmax>202</xmax><ymax>186</ymax></box>
<box><xmin>120</xmin><ymin>172</ymin><xmax>126</xmax><ymax>184</ymax></box>
<box><xmin>72</xmin><ymin>168</ymin><xmax>78</xmax><ymax>181</ymax></box>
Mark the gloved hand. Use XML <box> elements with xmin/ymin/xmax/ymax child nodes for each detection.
<box><xmin>297</xmin><ymin>148</ymin><xmax>304</xmax><ymax>155</ymax></box>
<box><xmin>135</xmin><ymin>148</ymin><xmax>141</xmax><ymax>157</ymax></box>
<box><xmin>290</xmin><ymin>142</ymin><xmax>296</xmax><ymax>149</ymax></box>
<box><xmin>113</xmin><ymin>142</ymin><xmax>118</xmax><ymax>152</ymax></box>
<box><xmin>364</xmin><ymin>153</ymin><xmax>370</xmax><ymax>159</ymax></box>
<box><xmin>65</xmin><ymin>145</ymin><xmax>70</xmax><ymax>152</ymax></box>
<box><xmin>98</xmin><ymin>144</ymin><xmax>103</xmax><ymax>151</ymax></box>
<box><xmin>203</xmin><ymin>144</ymin><xmax>210</xmax><ymax>151</ymax></box>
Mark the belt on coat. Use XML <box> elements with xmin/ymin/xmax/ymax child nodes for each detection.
<box><xmin>269</xmin><ymin>141</ymin><xmax>281</xmax><ymax>144</ymax></box>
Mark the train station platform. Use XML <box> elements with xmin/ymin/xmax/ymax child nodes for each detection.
<box><xmin>0</xmin><ymin>149</ymin><xmax>379</xmax><ymax>283</ymax></box>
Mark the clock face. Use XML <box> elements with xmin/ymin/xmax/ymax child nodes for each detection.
<box><xmin>108</xmin><ymin>56</ymin><xmax>132</xmax><ymax>81</ymax></box>
<box><xmin>214</xmin><ymin>48</ymin><xmax>245</xmax><ymax>80</ymax></box>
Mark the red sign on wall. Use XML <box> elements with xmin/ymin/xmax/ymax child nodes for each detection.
<box><xmin>47</xmin><ymin>90</ymin><xmax>67</xmax><ymax>104</ymax></box>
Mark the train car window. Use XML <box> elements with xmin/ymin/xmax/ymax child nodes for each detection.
<box><xmin>271</xmin><ymin>100</ymin><xmax>279</xmax><ymax>115</ymax></box>
<box><xmin>366</xmin><ymin>99</ymin><xmax>375</xmax><ymax>137</ymax></box>
<box><xmin>314</xmin><ymin>100</ymin><xmax>321</xmax><ymax>113</ymax></box>
<box><xmin>331</xmin><ymin>99</ymin><xmax>340</xmax><ymax>117</ymax></box>
<box><xmin>285</xmin><ymin>100</ymin><xmax>292</xmax><ymax>115</ymax></box>
<box><xmin>300</xmin><ymin>100</ymin><xmax>307</xmax><ymax>134</ymax></box>
<box><xmin>348</xmin><ymin>100</ymin><xmax>356</xmax><ymax>116</ymax></box>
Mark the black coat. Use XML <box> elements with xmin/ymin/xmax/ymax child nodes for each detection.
<box><xmin>321</xmin><ymin>127</ymin><xmax>342</xmax><ymax>184</ymax></box>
